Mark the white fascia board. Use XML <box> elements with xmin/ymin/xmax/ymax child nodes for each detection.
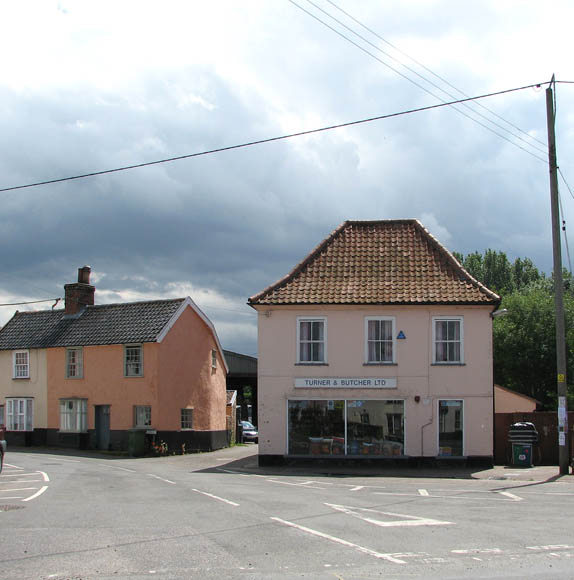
<box><xmin>155</xmin><ymin>297</ymin><xmax>230</xmax><ymax>373</ymax></box>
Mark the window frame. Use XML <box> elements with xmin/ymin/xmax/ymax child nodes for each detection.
<box><xmin>211</xmin><ymin>349</ymin><xmax>217</xmax><ymax>369</ymax></box>
<box><xmin>66</xmin><ymin>347</ymin><xmax>84</xmax><ymax>379</ymax></box>
<box><xmin>59</xmin><ymin>398</ymin><xmax>88</xmax><ymax>433</ymax></box>
<box><xmin>364</xmin><ymin>316</ymin><xmax>396</xmax><ymax>364</ymax></box>
<box><xmin>432</xmin><ymin>316</ymin><xmax>464</xmax><ymax>364</ymax></box>
<box><xmin>0</xmin><ymin>404</ymin><xmax>4</xmax><ymax>427</ymax></box>
<box><xmin>134</xmin><ymin>405</ymin><xmax>152</xmax><ymax>429</ymax></box>
<box><xmin>124</xmin><ymin>344</ymin><xmax>143</xmax><ymax>377</ymax></box>
<box><xmin>12</xmin><ymin>350</ymin><xmax>30</xmax><ymax>379</ymax></box>
<box><xmin>296</xmin><ymin>317</ymin><xmax>327</xmax><ymax>364</ymax></box>
<box><xmin>6</xmin><ymin>398</ymin><xmax>34</xmax><ymax>431</ymax></box>
<box><xmin>437</xmin><ymin>399</ymin><xmax>464</xmax><ymax>457</ymax></box>
<box><xmin>181</xmin><ymin>408</ymin><xmax>193</xmax><ymax>430</ymax></box>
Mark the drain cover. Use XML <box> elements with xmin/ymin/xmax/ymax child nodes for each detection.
<box><xmin>0</xmin><ymin>504</ymin><xmax>25</xmax><ymax>511</ymax></box>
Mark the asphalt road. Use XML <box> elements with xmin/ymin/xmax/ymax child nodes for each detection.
<box><xmin>1</xmin><ymin>445</ymin><xmax>573</xmax><ymax>579</ymax></box>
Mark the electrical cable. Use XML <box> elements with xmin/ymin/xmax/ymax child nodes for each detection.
<box><xmin>558</xmin><ymin>168</ymin><xmax>574</xmax><ymax>201</ymax></box>
<box><xmin>0</xmin><ymin>82</ymin><xmax>549</xmax><ymax>194</ymax></box>
<box><xmin>322</xmin><ymin>0</ymin><xmax>548</xmax><ymax>149</ymax></box>
<box><xmin>0</xmin><ymin>298</ymin><xmax>60</xmax><ymax>307</ymax></box>
<box><xmin>292</xmin><ymin>0</ymin><xmax>547</xmax><ymax>159</ymax></box>
<box><xmin>558</xmin><ymin>189</ymin><xmax>572</xmax><ymax>274</ymax></box>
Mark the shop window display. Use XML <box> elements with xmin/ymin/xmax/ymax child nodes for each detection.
<box><xmin>288</xmin><ymin>399</ymin><xmax>404</xmax><ymax>456</ymax></box>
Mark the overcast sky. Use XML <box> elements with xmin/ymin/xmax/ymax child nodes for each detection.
<box><xmin>1</xmin><ymin>0</ymin><xmax>573</xmax><ymax>356</ymax></box>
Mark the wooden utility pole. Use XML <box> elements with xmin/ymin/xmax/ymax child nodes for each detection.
<box><xmin>546</xmin><ymin>75</ymin><xmax>570</xmax><ymax>475</ymax></box>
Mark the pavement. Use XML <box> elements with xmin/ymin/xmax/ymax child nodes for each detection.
<box><xmin>7</xmin><ymin>443</ymin><xmax>573</xmax><ymax>483</ymax></box>
<box><xmin>223</xmin><ymin>446</ymin><xmax>572</xmax><ymax>483</ymax></box>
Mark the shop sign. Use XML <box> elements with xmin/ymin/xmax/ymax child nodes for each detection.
<box><xmin>295</xmin><ymin>377</ymin><xmax>397</xmax><ymax>389</ymax></box>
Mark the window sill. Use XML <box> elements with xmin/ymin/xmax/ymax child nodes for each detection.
<box><xmin>363</xmin><ymin>362</ymin><xmax>397</xmax><ymax>366</ymax></box>
<box><xmin>295</xmin><ymin>363</ymin><xmax>329</xmax><ymax>366</ymax></box>
<box><xmin>12</xmin><ymin>377</ymin><xmax>30</xmax><ymax>380</ymax></box>
<box><xmin>57</xmin><ymin>430</ymin><xmax>88</xmax><ymax>434</ymax></box>
<box><xmin>431</xmin><ymin>362</ymin><xmax>466</xmax><ymax>366</ymax></box>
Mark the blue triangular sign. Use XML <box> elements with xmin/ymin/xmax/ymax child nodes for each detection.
<box><xmin>397</xmin><ymin>331</ymin><xmax>406</xmax><ymax>339</ymax></box>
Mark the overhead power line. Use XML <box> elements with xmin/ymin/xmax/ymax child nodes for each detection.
<box><xmin>290</xmin><ymin>0</ymin><xmax>547</xmax><ymax>162</ymax></box>
<box><xmin>321</xmin><ymin>0</ymin><xmax>548</xmax><ymax>150</ymax></box>
<box><xmin>0</xmin><ymin>82</ymin><xmax>549</xmax><ymax>194</ymax></box>
<box><xmin>0</xmin><ymin>298</ymin><xmax>60</xmax><ymax>307</ymax></box>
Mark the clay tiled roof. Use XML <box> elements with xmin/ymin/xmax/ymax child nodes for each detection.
<box><xmin>249</xmin><ymin>220</ymin><xmax>500</xmax><ymax>306</ymax></box>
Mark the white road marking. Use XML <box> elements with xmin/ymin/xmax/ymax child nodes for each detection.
<box><xmin>97</xmin><ymin>464</ymin><xmax>137</xmax><ymax>473</ymax></box>
<box><xmin>350</xmin><ymin>486</ymin><xmax>364</xmax><ymax>492</ymax></box>
<box><xmin>270</xmin><ymin>517</ymin><xmax>406</xmax><ymax>564</ymax></box>
<box><xmin>527</xmin><ymin>544</ymin><xmax>574</xmax><ymax>551</ymax></box>
<box><xmin>53</xmin><ymin>458</ymin><xmax>81</xmax><ymax>463</ymax></box>
<box><xmin>3</xmin><ymin>464</ymin><xmax>23</xmax><ymax>469</ymax></box>
<box><xmin>325</xmin><ymin>503</ymin><xmax>453</xmax><ymax>527</ymax></box>
<box><xmin>40</xmin><ymin>471</ymin><xmax>49</xmax><ymax>482</ymax></box>
<box><xmin>0</xmin><ymin>496</ymin><xmax>25</xmax><ymax>500</ymax></box>
<box><xmin>192</xmin><ymin>489</ymin><xmax>239</xmax><ymax>506</ymax></box>
<box><xmin>23</xmin><ymin>486</ymin><xmax>49</xmax><ymax>502</ymax></box>
<box><xmin>147</xmin><ymin>474</ymin><xmax>176</xmax><ymax>484</ymax></box>
<box><xmin>0</xmin><ymin>487</ymin><xmax>38</xmax><ymax>493</ymax></box>
<box><xmin>452</xmin><ymin>548</ymin><xmax>502</xmax><ymax>554</ymax></box>
<box><xmin>498</xmin><ymin>491</ymin><xmax>523</xmax><ymax>501</ymax></box>
<box><xmin>418</xmin><ymin>489</ymin><xmax>430</xmax><ymax>496</ymax></box>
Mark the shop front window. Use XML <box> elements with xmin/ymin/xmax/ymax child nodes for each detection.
<box><xmin>346</xmin><ymin>400</ymin><xmax>404</xmax><ymax>456</ymax></box>
<box><xmin>288</xmin><ymin>399</ymin><xmax>404</xmax><ymax>456</ymax></box>
<box><xmin>288</xmin><ymin>400</ymin><xmax>345</xmax><ymax>455</ymax></box>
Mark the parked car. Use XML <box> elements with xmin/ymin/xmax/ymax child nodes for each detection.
<box><xmin>240</xmin><ymin>421</ymin><xmax>258</xmax><ymax>443</ymax></box>
<box><xmin>0</xmin><ymin>427</ymin><xmax>6</xmax><ymax>473</ymax></box>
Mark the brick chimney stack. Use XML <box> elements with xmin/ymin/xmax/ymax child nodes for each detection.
<box><xmin>64</xmin><ymin>265</ymin><xmax>95</xmax><ymax>315</ymax></box>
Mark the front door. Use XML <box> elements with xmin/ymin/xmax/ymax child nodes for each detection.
<box><xmin>95</xmin><ymin>405</ymin><xmax>111</xmax><ymax>451</ymax></box>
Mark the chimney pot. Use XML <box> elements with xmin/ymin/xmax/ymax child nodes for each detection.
<box><xmin>78</xmin><ymin>265</ymin><xmax>91</xmax><ymax>284</ymax></box>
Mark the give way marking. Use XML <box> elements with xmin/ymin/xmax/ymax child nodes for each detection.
<box><xmin>0</xmin><ymin>464</ymin><xmax>50</xmax><ymax>502</ymax></box>
<box><xmin>325</xmin><ymin>503</ymin><xmax>454</xmax><ymax>527</ymax></box>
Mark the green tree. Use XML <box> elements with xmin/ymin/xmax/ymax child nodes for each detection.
<box><xmin>493</xmin><ymin>280</ymin><xmax>574</xmax><ymax>409</ymax></box>
<box><xmin>456</xmin><ymin>250</ymin><xmax>543</xmax><ymax>296</ymax></box>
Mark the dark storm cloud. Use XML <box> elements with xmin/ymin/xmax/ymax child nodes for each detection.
<box><xmin>1</xmin><ymin>1</ymin><xmax>573</xmax><ymax>356</ymax></box>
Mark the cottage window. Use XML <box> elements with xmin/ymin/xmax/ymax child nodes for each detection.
<box><xmin>125</xmin><ymin>345</ymin><xmax>143</xmax><ymax>377</ymax></box>
<box><xmin>365</xmin><ymin>317</ymin><xmax>395</xmax><ymax>363</ymax></box>
<box><xmin>6</xmin><ymin>398</ymin><xmax>34</xmax><ymax>431</ymax></box>
<box><xmin>0</xmin><ymin>405</ymin><xmax>4</xmax><ymax>427</ymax></box>
<box><xmin>13</xmin><ymin>350</ymin><xmax>30</xmax><ymax>379</ymax></box>
<box><xmin>433</xmin><ymin>317</ymin><xmax>463</xmax><ymax>363</ymax></box>
<box><xmin>297</xmin><ymin>318</ymin><xmax>326</xmax><ymax>363</ymax></box>
<box><xmin>66</xmin><ymin>347</ymin><xmax>83</xmax><ymax>378</ymax></box>
<box><xmin>134</xmin><ymin>405</ymin><xmax>151</xmax><ymax>428</ymax></box>
<box><xmin>60</xmin><ymin>399</ymin><xmax>87</xmax><ymax>432</ymax></box>
<box><xmin>181</xmin><ymin>408</ymin><xmax>193</xmax><ymax>430</ymax></box>
<box><xmin>211</xmin><ymin>349</ymin><xmax>217</xmax><ymax>369</ymax></box>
